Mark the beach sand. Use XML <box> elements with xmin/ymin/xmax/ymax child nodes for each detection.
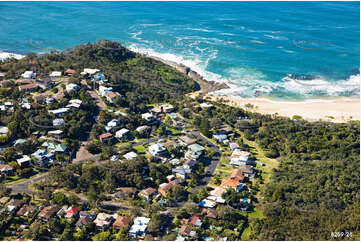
<box><xmin>203</xmin><ymin>94</ymin><xmax>360</xmax><ymax>123</ymax></box>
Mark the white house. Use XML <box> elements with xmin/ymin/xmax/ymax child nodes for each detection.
<box><xmin>230</xmin><ymin>150</ymin><xmax>250</xmax><ymax>166</ymax></box>
<box><xmin>123</xmin><ymin>151</ymin><xmax>138</xmax><ymax>161</ymax></box>
<box><xmin>199</xmin><ymin>199</ymin><xmax>216</xmax><ymax>208</ymax></box>
<box><xmin>107</xmin><ymin>119</ymin><xmax>120</xmax><ymax>128</ymax></box>
<box><xmin>148</xmin><ymin>143</ymin><xmax>167</xmax><ymax>157</ymax></box>
<box><xmin>129</xmin><ymin>217</ymin><xmax>150</xmax><ymax>238</ymax></box>
<box><xmin>48</xmin><ymin>108</ymin><xmax>69</xmax><ymax>116</ymax></box>
<box><xmin>49</xmin><ymin>71</ymin><xmax>62</xmax><ymax>79</ymax></box>
<box><xmin>99</xmin><ymin>86</ymin><xmax>113</xmax><ymax>97</ymax></box>
<box><xmin>83</xmin><ymin>68</ymin><xmax>100</xmax><ymax>75</ymax></box>
<box><xmin>0</xmin><ymin>126</ymin><xmax>9</xmax><ymax>135</ymax></box>
<box><xmin>136</xmin><ymin>125</ymin><xmax>148</xmax><ymax>133</ymax></box>
<box><xmin>66</xmin><ymin>99</ymin><xmax>82</xmax><ymax>109</ymax></box>
<box><xmin>21</xmin><ymin>71</ymin><xmax>35</xmax><ymax>79</ymax></box>
<box><xmin>141</xmin><ymin>113</ymin><xmax>156</xmax><ymax>122</ymax></box>
<box><xmin>115</xmin><ymin>128</ymin><xmax>130</xmax><ymax>139</ymax></box>
<box><xmin>66</xmin><ymin>83</ymin><xmax>80</xmax><ymax>92</ymax></box>
<box><xmin>53</xmin><ymin>118</ymin><xmax>65</xmax><ymax>127</ymax></box>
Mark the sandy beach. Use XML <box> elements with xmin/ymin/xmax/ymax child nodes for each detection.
<box><xmin>204</xmin><ymin>94</ymin><xmax>360</xmax><ymax>123</ymax></box>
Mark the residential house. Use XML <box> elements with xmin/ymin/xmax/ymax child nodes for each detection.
<box><xmin>138</xmin><ymin>187</ymin><xmax>157</xmax><ymax>201</ymax></box>
<box><xmin>206</xmin><ymin>195</ymin><xmax>225</xmax><ymax>204</ymax></box>
<box><xmin>178</xmin><ymin>225</ymin><xmax>193</xmax><ymax>237</ymax></box>
<box><xmin>136</xmin><ymin>125</ymin><xmax>149</xmax><ymax>133</ymax></box>
<box><xmin>105</xmin><ymin>91</ymin><xmax>119</xmax><ymax>103</ymax></box>
<box><xmin>200</xmin><ymin>102</ymin><xmax>214</xmax><ymax>109</ymax></box>
<box><xmin>49</xmin><ymin>71</ymin><xmax>61</xmax><ymax>79</ymax></box>
<box><xmin>185</xmin><ymin>143</ymin><xmax>205</xmax><ymax>160</ymax></box>
<box><xmin>83</xmin><ymin>68</ymin><xmax>100</xmax><ymax>76</ymax></box>
<box><xmin>94</xmin><ymin>213</ymin><xmax>117</xmax><ymax>231</ymax></box>
<box><xmin>229</xmin><ymin>142</ymin><xmax>240</xmax><ymax>151</ymax></box>
<box><xmin>48</xmin><ymin>130</ymin><xmax>64</xmax><ymax>139</ymax></box>
<box><xmin>0</xmin><ymin>126</ymin><xmax>8</xmax><ymax>136</ymax></box>
<box><xmin>65</xmin><ymin>69</ymin><xmax>76</xmax><ymax>76</ymax></box>
<box><xmin>210</xmin><ymin>186</ymin><xmax>226</xmax><ymax>199</ymax></box>
<box><xmin>99</xmin><ymin>133</ymin><xmax>113</xmax><ymax>143</ymax></box>
<box><xmin>230</xmin><ymin>150</ymin><xmax>250</xmax><ymax>166</ymax></box>
<box><xmin>31</xmin><ymin>149</ymin><xmax>54</xmax><ymax>166</ymax></box>
<box><xmin>169</xmin><ymin>158</ymin><xmax>181</xmax><ymax>166</ymax></box>
<box><xmin>16</xmin><ymin>204</ymin><xmax>37</xmax><ymax>217</ymax></box>
<box><xmin>56</xmin><ymin>205</ymin><xmax>69</xmax><ymax>217</ymax></box>
<box><xmin>178</xmin><ymin>136</ymin><xmax>196</xmax><ymax>146</ymax></box>
<box><xmin>199</xmin><ymin>199</ymin><xmax>216</xmax><ymax>209</ymax></box>
<box><xmin>21</xmin><ymin>98</ymin><xmax>31</xmax><ymax>110</ymax></box>
<box><xmin>42</xmin><ymin>141</ymin><xmax>67</xmax><ymax>153</ymax></box>
<box><xmin>65</xmin><ymin>206</ymin><xmax>79</xmax><ymax>219</ymax></box>
<box><xmin>48</xmin><ymin>108</ymin><xmax>69</xmax><ymax>116</ymax></box>
<box><xmin>221</xmin><ymin>178</ymin><xmax>245</xmax><ymax>192</ymax></box>
<box><xmin>158</xmin><ymin>183</ymin><xmax>173</xmax><ymax>197</ymax></box>
<box><xmin>141</xmin><ymin>113</ymin><xmax>156</xmax><ymax>122</ymax></box>
<box><xmin>6</xmin><ymin>199</ymin><xmax>23</xmax><ymax>214</ymax></box>
<box><xmin>66</xmin><ymin>83</ymin><xmax>80</xmax><ymax>92</ymax></box>
<box><xmin>16</xmin><ymin>155</ymin><xmax>31</xmax><ymax>168</ymax></box>
<box><xmin>0</xmin><ymin>164</ymin><xmax>14</xmax><ymax>176</ymax></box>
<box><xmin>19</xmin><ymin>83</ymin><xmax>38</xmax><ymax>92</ymax></box>
<box><xmin>113</xmin><ymin>216</ymin><xmax>132</xmax><ymax>230</ymax></box>
<box><xmin>99</xmin><ymin>85</ymin><xmax>113</xmax><ymax>97</ymax></box>
<box><xmin>115</xmin><ymin>128</ymin><xmax>131</xmax><ymax>139</ymax></box>
<box><xmin>183</xmin><ymin>159</ymin><xmax>197</xmax><ymax>169</ymax></box>
<box><xmin>148</xmin><ymin>143</ymin><xmax>168</xmax><ymax>157</ymax></box>
<box><xmin>33</xmin><ymin>95</ymin><xmax>46</xmax><ymax>104</ymax></box>
<box><xmin>129</xmin><ymin>217</ymin><xmax>150</xmax><ymax>238</ymax></box>
<box><xmin>151</xmin><ymin>104</ymin><xmax>174</xmax><ymax>114</ymax></box>
<box><xmin>79</xmin><ymin>211</ymin><xmax>96</xmax><ymax>220</ymax></box>
<box><xmin>123</xmin><ymin>151</ymin><xmax>138</xmax><ymax>160</ymax></box>
<box><xmin>188</xmin><ymin>216</ymin><xmax>202</xmax><ymax>227</ymax></box>
<box><xmin>202</xmin><ymin>208</ymin><xmax>218</xmax><ymax>219</ymax></box>
<box><xmin>66</xmin><ymin>99</ymin><xmax>82</xmax><ymax>109</ymax></box>
<box><xmin>36</xmin><ymin>78</ymin><xmax>53</xmax><ymax>89</ymax></box>
<box><xmin>37</xmin><ymin>205</ymin><xmax>60</xmax><ymax>221</ymax></box>
<box><xmin>106</xmin><ymin>119</ymin><xmax>120</xmax><ymax>131</ymax></box>
<box><xmin>21</xmin><ymin>71</ymin><xmax>35</xmax><ymax>79</ymax></box>
<box><xmin>213</xmin><ymin>133</ymin><xmax>228</xmax><ymax>143</ymax></box>
<box><xmin>230</xmin><ymin>169</ymin><xmax>246</xmax><ymax>182</ymax></box>
<box><xmin>116</xmin><ymin>187</ymin><xmax>137</xmax><ymax>199</ymax></box>
<box><xmin>53</xmin><ymin>118</ymin><xmax>65</xmax><ymax>127</ymax></box>
<box><xmin>76</xmin><ymin>216</ymin><xmax>93</xmax><ymax>230</ymax></box>
<box><xmin>172</xmin><ymin>166</ymin><xmax>191</xmax><ymax>179</ymax></box>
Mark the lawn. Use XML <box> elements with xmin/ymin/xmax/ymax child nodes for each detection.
<box><xmin>133</xmin><ymin>145</ymin><xmax>146</xmax><ymax>154</ymax></box>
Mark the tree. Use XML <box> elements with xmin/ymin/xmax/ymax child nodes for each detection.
<box><xmin>200</xmin><ymin>118</ymin><xmax>211</xmax><ymax>137</ymax></box>
<box><xmin>157</xmin><ymin>124</ymin><xmax>167</xmax><ymax>136</ymax></box>
<box><xmin>92</xmin><ymin>231</ymin><xmax>111</xmax><ymax>241</ymax></box>
<box><xmin>52</xmin><ymin>192</ymin><xmax>68</xmax><ymax>206</ymax></box>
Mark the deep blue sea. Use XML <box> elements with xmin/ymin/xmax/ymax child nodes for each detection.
<box><xmin>0</xmin><ymin>1</ymin><xmax>359</xmax><ymax>100</ymax></box>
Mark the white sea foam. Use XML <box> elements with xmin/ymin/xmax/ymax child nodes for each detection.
<box><xmin>0</xmin><ymin>51</ymin><xmax>25</xmax><ymax>61</ymax></box>
<box><xmin>282</xmin><ymin>74</ymin><xmax>360</xmax><ymax>97</ymax></box>
<box><xmin>127</xmin><ymin>43</ymin><xmax>225</xmax><ymax>84</ymax></box>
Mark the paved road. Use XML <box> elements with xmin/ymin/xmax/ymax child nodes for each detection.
<box><xmin>9</xmin><ymin>173</ymin><xmax>49</xmax><ymax>194</ymax></box>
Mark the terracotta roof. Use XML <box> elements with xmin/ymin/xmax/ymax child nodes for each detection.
<box><xmin>0</xmin><ymin>164</ymin><xmax>14</xmax><ymax>170</ymax></box>
<box><xmin>189</xmin><ymin>216</ymin><xmax>201</xmax><ymax>226</ymax></box>
<box><xmin>158</xmin><ymin>183</ymin><xmax>173</xmax><ymax>197</ymax></box>
<box><xmin>221</xmin><ymin>177</ymin><xmax>241</xmax><ymax>188</ymax></box>
<box><xmin>16</xmin><ymin>204</ymin><xmax>36</xmax><ymax>217</ymax></box>
<box><xmin>19</xmin><ymin>83</ymin><xmax>38</xmax><ymax>91</ymax></box>
<box><xmin>179</xmin><ymin>225</ymin><xmax>192</xmax><ymax>236</ymax></box>
<box><xmin>230</xmin><ymin>169</ymin><xmax>245</xmax><ymax>181</ymax></box>
<box><xmin>99</xmin><ymin>132</ymin><xmax>113</xmax><ymax>140</ymax></box>
<box><xmin>202</xmin><ymin>208</ymin><xmax>218</xmax><ymax>219</ymax></box>
<box><xmin>113</xmin><ymin>216</ymin><xmax>132</xmax><ymax>229</ymax></box>
<box><xmin>65</xmin><ymin>69</ymin><xmax>76</xmax><ymax>75</ymax></box>
<box><xmin>117</xmin><ymin>187</ymin><xmax>137</xmax><ymax>193</ymax></box>
<box><xmin>106</xmin><ymin>91</ymin><xmax>118</xmax><ymax>99</ymax></box>
<box><xmin>65</xmin><ymin>206</ymin><xmax>79</xmax><ymax>218</ymax></box>
<box><xmin>178</xmin><ymin>136</ymin><xmax>196</xmax><ymax>145</ymax></box>
<box><xmin>139</xmin><ymin>187</ymin><xmax>157</xmax><ymax>197</ymax></box>
<box><xmin>38</xmin><ymin>205</ymin><xmax>60</xmax><ymax>220</ymax></box>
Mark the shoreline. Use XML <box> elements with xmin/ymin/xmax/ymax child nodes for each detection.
<box><xmin>2</xmin><ymin>49</ymin><xmax>360</xmax><ymax>123</ymax></box>
<box><xmin>205</xmin><ymin>94</ymin><xmax>360</xmax><ymax>123</ymax></box>
<box><xmin>148</xmin><ymin>54</ymin><xmax>360</xmax><ymax>123</ymax></box>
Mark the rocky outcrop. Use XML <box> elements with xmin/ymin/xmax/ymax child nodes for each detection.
<box><xmin>150</xmin><ymin>56</ymin><xmax>229</xmax><ymax>94</ymax></box>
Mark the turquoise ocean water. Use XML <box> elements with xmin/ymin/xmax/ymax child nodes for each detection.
<box><xmin>0</xmin><ymin>1</ymin><xmax>359</xmax><ymax>100</ymax></box>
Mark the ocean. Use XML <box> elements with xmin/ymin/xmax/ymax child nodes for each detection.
<box><xmin>0</xmin><ymin>1</ymin><xmax>359</xmax><ymax>100</ymax></box>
